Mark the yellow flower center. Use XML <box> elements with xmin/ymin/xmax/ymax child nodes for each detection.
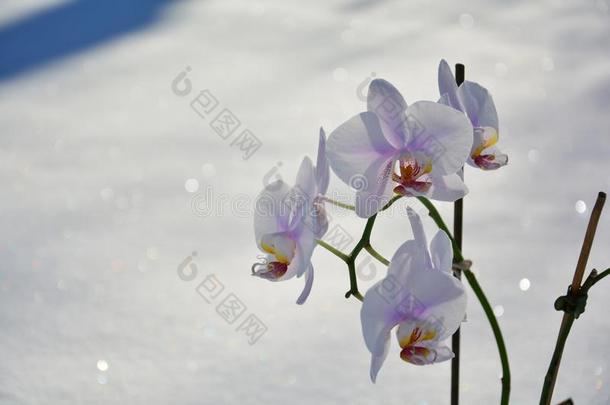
<box><xmin>471</xmin><ymin>127</ymin><xmax>499</xmax><ymax>159</ymax></box>
<box><xmin>260</xmin><ymin>234</ymin><xmax>296</xmax><ymax>265</ymax></box>
<box><xmin>399</xmin><ymin>326</ymin><xmax>438</xmax><ymax>365</ymax></box>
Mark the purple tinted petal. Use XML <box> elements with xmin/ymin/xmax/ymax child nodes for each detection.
<box><xmin>367</xmin><ymin>79</ymin><xmax>408</xmax><ymax>149</ymax></box>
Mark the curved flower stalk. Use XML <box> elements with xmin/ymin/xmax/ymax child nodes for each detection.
<box><xmin>438</xmin><ymin>59</ymin><xmax>508</xmax><ymax>170</ymax></box>
<box><xmin>327</xmin><ymin>79</ymin><xmax>473</xmax><ymax>218</ymax></box>
<box><xmin>360</xmin><ymin>207</ymin><xmax>467</xmax><ymax>382</ymax></box>
<box><xmin>251</xmin><ymin>129</ymin><xmax>329</xmax><ymax>304</ymax></box>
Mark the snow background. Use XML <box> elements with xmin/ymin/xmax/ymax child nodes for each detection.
<box><xmin>1</xmin><ymin>0</ymin><xmax>609</xmax><ymax>404</ymax></box>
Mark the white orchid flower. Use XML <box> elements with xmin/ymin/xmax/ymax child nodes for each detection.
<box><xmin>327</xmin><ymin>79</ymin><xmax>473</xmax><ymax>218</ymax></box>
<box><xmin>360</xmin><ymin>207</ymin><xmax>466</xmax><ymax>382</ymax></box>
<box><xmin>251</xmin><ymin>129</ymin><xmax>329</xmax><ymax>304</ymax></box>
<box><xmin>438</xmin><ymin>59</ymin><xmax>508</xmax><ymax>170</ymax></box>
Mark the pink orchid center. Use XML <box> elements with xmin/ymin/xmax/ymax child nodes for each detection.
<box><xmin>392</xmin><ymin>156</ymin><xmax>433</xmax><ymax>196</ymax></box>
<box><xmin>471</xmin><ymin>127</ymin><xmax>499</xmax><ymax>169</ymax></box>
<box><xmin>252</xmin><ymin>234</ymin><xmax>296</xmax><ymax>280</ymax></box>
<box><xmin>398</xmin><ymin>326</ymin><xmax>438</xmax><ymax>365</ymax></box>
<box><xmin>474</xmin><ymin>154</ymin><xmax>498</xmax><ymax>170</ymax></box>
<box><xmin>252</xmin><ymin>261</ymin><xmax>288</xmax><ymax>280</ymax></box>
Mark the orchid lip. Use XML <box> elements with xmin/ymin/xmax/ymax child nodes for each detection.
<box><xmin>251</xmin><ymin>260</ymin><xmax>267</xmax><ymax>275</ymax></box>
<box><xmin>471</xmin><ymin>127</ymin><xmax>499</xmax><ymax>158</ymax></box>
<box><xmin>474</xmin><ymin>154</ymin><xmax>497</xmax><ymax>169</ymax></box>
<box><xmin>391</xmin><ymin>154</ymin><xmax>433</xmax><ymax>196</ymax></box>
<box><xmin>252</xmin><ymin>261</ymin><xmax>288</xmax><ymax>280</ymax></box>
<box><xmin>397</xmin><ymin>325</ymin><xmax>439</xmax><ymax>364</ymax></box>
<box><xmin>400</xmin><ymin>345</ymin><xmax>438</xmax><ymax>365</ymax></box>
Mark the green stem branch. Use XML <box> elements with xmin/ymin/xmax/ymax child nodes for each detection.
<box><xmin>582</xmin><ymin>267</ymin><xmax>610</xmax><ymax>290</ymax></box>
<box><xmin>321</xmin><ymin>196</ymin><xmax>355</xmax><ymax>211</ymax></box>
<box><xmin>416</xmin><ymin>197</ymin><xmax>463</xmax><ymax>261</ymax></box>
<box><xmin>462</xmin><ymin>268</ymin><xmax>511</xmax><ymax>405</ymax></box>
<box><xmin>365</xmin><ymin>244</ymin><xmax>390</xmax><ymax>266</ymax></box>
<box><xmin>316</xmin><ymin>239</ymin><xmax>349</xmax><ymax>263</ymax></box>
<box><xmin>342</xmin><ymin>195</ymin><xmax>402</xmax><ymax>300</ymax></box>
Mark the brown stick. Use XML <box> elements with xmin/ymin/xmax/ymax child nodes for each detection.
<box><xmin>540</xmin><ymin>191</ymin><xmax>606</xmax><ymax>405</ymax></box>
<box><xmin>571</xmin><ymin>192</ymin><xmax>606</xmax><ymax>293</ymax></box>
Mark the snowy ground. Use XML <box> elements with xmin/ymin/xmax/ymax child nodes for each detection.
<box><xmin>1</xmin><ymin>0</ymin><xmax>610</xmax><ymax>404</ymax></box>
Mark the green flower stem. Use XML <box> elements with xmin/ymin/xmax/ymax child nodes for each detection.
<box><xmin>316</xmin><ymin>239</ymin><xmax>350</xmax><ymax>263</ymax></box>
<box><xmin>321</xmin><ymin>196</ymin><xmax>355</xmax><ymax>211</ymax></box>
<box><xmin>342</xmin><ymin>195</ymin><xmax>402</xmax><ymax>300</ymax></box>
<box><xmin>416</xmin><ymin>197</ymin><xmax>463</xmax><ymax>261</ymax></box>
<box><xmin>344</xmin><ymin>213</ymin><xmax>379</xmax><ymax>300</ymax></box>
<box><xmin>582</xmin><ymin>267</ymin><xmax>610</xmax><ymax>289</ymax></box>
<box><xmin>417</xmin><ymin>196</ymin><xmax>511</xmax><ymax>405</ymax></box>
<box><xmin>315</xmin><ymin>238</ymin><xmax>364</xmax><ymax>301</ymax></box>
<box><xmin>346</xmin><ymin>261</ymin><xmax>364</xmax><ymax>302</ymax></box>
<box><xmin>540</xmin><ymin>315</ymin><xmax>575</xmax><ymax>405</ymax></box>
<box><xmin>462</xmin><ymin>268</ymin><xmax>511</xmax><ymax>405</ymax></box>
<box><xmin>365</xmin><ymin>244</ymin><xmax>390</xmax><ymax>266</ymax></box>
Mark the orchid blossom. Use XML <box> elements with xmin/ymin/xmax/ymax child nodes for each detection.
<box><xmin>360</xmin><ymin>207</ymin><xmax>466</xmax><ymax>382</ymax></box>
<box><xmin>327</xmin><ymin>79</ymin><xmax>473</xmax><ymax>218</ymax></box>
<box><xmin>251</xmin><ymin>129</ymin><xmax>329</xmax><ymax>304</ymax></box>
<box><xmin>438</xmin><ymin>59</ymin><xmax>508</xmax><ymax>170</ymax></box>
<box><xmin>248</xmin><ymin>61</ymin><xmax>515</xmax><ymax>403</ymax></box>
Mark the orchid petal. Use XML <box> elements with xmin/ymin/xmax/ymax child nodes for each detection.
<box><xmin>361</xmin><ymin>280</ymin><xmax>399</xmax><ymax>355</ymax></box>
<box><xmin>288</xmin><ymin>226</ymin><xmax>316</xmax><ymax>278</ymax></box>
<box><xmin>361</xmin><ymin>210</ymin><xmax>466</xmax><ymax>381</ymax></box>
<box><xmin>429</xmin><ymin>344</ymin><xmax>455</xmax><ymax>363</ymax></box>
<box><xmin>425</xmin><ymin>173</ymin><xmax>469</xmax><ymax>202</ymax></box>
<box><xmin>406</xmin><ymin>207</ymin><xmax>432</xmax><ymax>268</ymax></box>
<box><xmin>327</xmin><ymin>112</ymin><xmax>396</xmax><ymax>187</ymax></box>
<box><xmin>392</xmin><ymin>211</ymin><xmax>466</xmax><ymax>338</ymax></box>
<box><xmin>395</xmin><ymin>267</ymin><xmax>465</xmax><ymax>341</ymax></box>
<box><xmin>405</xmin><ymin>101</ymin><xmax>472</xmax><ymax>176</ymax></box>
<box><xmin>386</xmin><ymin>240</ymin><xmax>427</xmax><ymax>287</ymax></box>
<box><xmin>438</xmin><ymin>59</ymin><xmax>462</xmax><ymax>111</ymax></box>
<box><xmin>430</xmin><ymin>230</ymin><xmax>453</xmax><ymax>274</ymax></box>
<box><xmin>354</xmin><ymin>155</ymin><xmax>396</xmax><ymax>218</ymax></box>
<box><xmin>370</xmin><ymin>337</ymin><xmax>391</xmax><ymax>382</ymax></box>
<box><xmin>362</xmin><ymin>239</ymin><xmax>427</xmax><ymax>358</ymax></box>
<box><xmin>360</xmin><ymin>238</ymin><xmax>423</xmax><ymax>356</ymax></box>
<box><xmin>457</xmin><ymin>81</ymin><xmax>498</xmax><ymax>130</ymax></box>
<box><xmin>294</xmin><ymin>152</ymin><xmax>330</xmax><ymax>237</ymax></box>
<box><xmin>361</xmin><ymin>279</ymin><xmax>398</xmax><ymax>383</ymax></box>
<box><xmin>367</xmin><ymin>79</ymin><xmax>408</xmax><ymax>149</ymax></box>
<box><xmin>288</xmin><ymin>157</ymin><xmax>317</xmax><ymax>233</ymax></box>
<box><xmin>296</xmin><ymin>265</ymin><xmax>314</xmax><ymax>305</ymax></box>
<box><xmin>438</xmin><ymin>92</ymin><xmax>451</xmax><ymax>107</ymax></box>
<box><xmin>294</xmin><ymin>157</ymin><xmax>316</xmax><ymax>205</ymax></box>
<box><xmin>254</xmin><ymin>180</ymin><xmax>292</xmax><ymax>248</ymax></box>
